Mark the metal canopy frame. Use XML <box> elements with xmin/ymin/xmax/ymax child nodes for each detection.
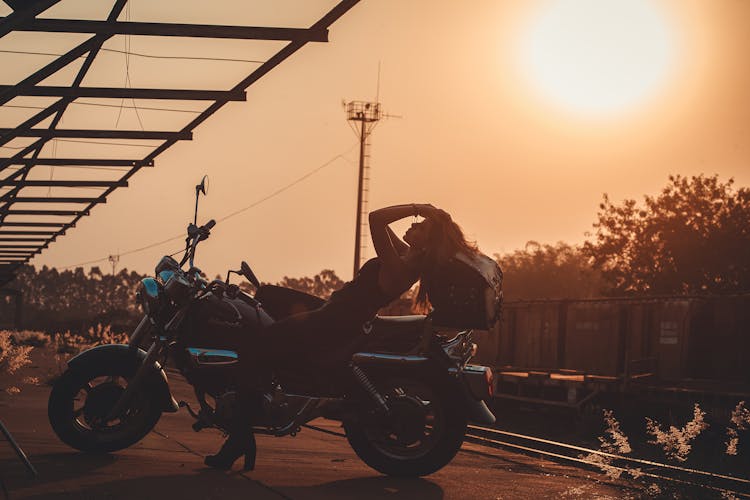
<box><xmin>0</xmin><ymin>0</ymin><xmax>360</xmax><ymax>286</ymax></box>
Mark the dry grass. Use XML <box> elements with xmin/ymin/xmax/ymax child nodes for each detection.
<box><xmin>584</xmin><ymin>404</ymin><xmax>747</xmax><ymax>499</ymax></box>
<box><xmin>2</xmin><ymin>325</ymin><xmax>128</xmax><ymax>389</ymax></box>
<box><xmin>581</xmin><ymin>409</ymin><xmax>635</xmax><ymax>480</ymax></box>
<box><xmin>645</xmin><ymin>403</ymin><xmax>709</xmax><ymax>463</ymax></box>
<box><xmin>0</xmin><ymin>331</ymin><xmax>33</xmax><ymax>375</ymax></box>
<box><xmin>0</xmin><ymin>330</ymin><xmax>34</xmax><ymax>395</ymax></box>
<box><xmin>725</xmin><ymin>401</ymin><xmax>750</xmax><ymax>456</ymax></box>
<box><xmin>51</xmin><ymin>323</ymin><xmax>128</xmax><ymax>354</ymax></box>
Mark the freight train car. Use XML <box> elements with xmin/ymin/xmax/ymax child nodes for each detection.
<box><xmin>472</xmin><ymin>295</ymin><xmax>750</xmax><ymax>409</ymax></box>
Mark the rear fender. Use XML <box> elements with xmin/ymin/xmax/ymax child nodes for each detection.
<box><xmin>67</xmin><ymin>344</ymin><xmax>179</xmax><ymax>413</ymax></box>
<box><xmin>451</xmin><ymin>364</ymin><xmax>496</xmax><ymax>425</ymax></box>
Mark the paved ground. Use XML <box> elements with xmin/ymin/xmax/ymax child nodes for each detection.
<box><xmin>0</xmin><ymin>351</ymin><xmax>632</xmax><ymax>500</ymax></box>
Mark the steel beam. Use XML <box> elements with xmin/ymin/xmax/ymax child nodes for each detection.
<box><xmin>0</xmin><ymin>238</ymin><xmax>49</xmax><ymax>242</ymax></box>
<box><xmin>1</xmin><ymin>210</ymin><xmax>86</xmax><ymax>216</ymax></box>
<box><xmin>0</xmin><ymin>128</ymin><xmax>191</xmax><ymax>141</ymax></box>
<box><xmin>0</xmin><ymin>0</ymin><xmax>362</xmax><ymax>257</ymax></box>
<box><xmin>9</xmin><ymin>19</ymin><xmax>329</xmax><ymax>42</ymax></box>
<box><xmin>0</xmin><ymin>231</ymin><xmax>57</xmax><ymax>235</ymax></box>
<box><xmin>0</xmin><ymin>180</ymin><xmax>127</xmax><ymax>187</ymax></box>
<box><xmin>0</xmin><ymin>0</ymin><xmax>61</xmax><ymax>38</ymax></box>
<box><xmin>0</xmin><ymin>98</ymin><xmax>68</xmax><ymax>147</ymax></box>
<box><xmin>0</xmin><ymin>222</ymin><xmax>66</xmax><ymax>227</ymax></box>
<box><xmin>0</xmin><ymin>159</ymin><xmax>153</xmax><ymax>167</ymax></box>
<box><xmin>136</xmin><ymin>0</ymin><xmax>362</xmax><ymax>179</ymax></box>
<box><xmin>10</xmin><ymin>197</ymin><xmax>105</xmax><ymax>204</ymax></box>
<box><xmin>0</xmin><ymin>37</ymin><xmax>106</xmax><ymax>107</ymax></box>
<box><xmin>0</xmin><ymin>86</ymin><xmax>246</xmax><ymax>101</ymax></box>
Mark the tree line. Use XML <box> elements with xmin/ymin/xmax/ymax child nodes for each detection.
<box><xmin>1</xmin><ymin>174</ymin><xmax>748</xmax><ymax>333</ymax></box>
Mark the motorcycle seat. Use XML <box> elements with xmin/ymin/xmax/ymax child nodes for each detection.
<box><xmin>369</xmin><ymin>315</ymin><xmax>427</xmax><ymax>336</ymax></box>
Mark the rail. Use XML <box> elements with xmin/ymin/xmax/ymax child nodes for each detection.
<box><xmin>465</xmin><ymin>425</ymin><xmax>750</xmax><ymax>498</ymax></box>
<box><xmin>300</xmin><ymin>423</ymin><xmax>749</xmax><ymax>497</ymax></box>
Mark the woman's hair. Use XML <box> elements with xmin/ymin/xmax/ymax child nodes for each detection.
<box><xmin>413</xmin><ymin>209</ymin><xmax>478</xmax><ymax>311</ymax></box>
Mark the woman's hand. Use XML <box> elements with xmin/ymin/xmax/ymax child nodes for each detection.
<box><xmin>415</xmin><ymin>203</ymin><xmax>439</xmax><ymax>218</ymax></box>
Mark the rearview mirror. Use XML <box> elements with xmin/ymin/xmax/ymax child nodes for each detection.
<box><xmin>241</xmin><ymin>261</ymin><xmax>260</xmax><ymax>289</ymax></box>
<box><xmin>196</xmin><ymin>175</ymin><xmax>209</xmax><ymax>196</ymax></box>
<box><xmin>193</xmin><ymin>175</ymin><xmax>209</xmax><ymax>225</ymax></box>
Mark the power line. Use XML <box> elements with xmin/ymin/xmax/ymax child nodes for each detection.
<box><xmin>57</xmin><ymin>145</ymin><xmax>358</xmax><ymax>270</ymax></box>
<box><xmin>53</xmin><ymin>139</ymin><xmax>156</xmax><ymax>147</ymax></box>
<box><xmin>217</xmin><ymin>147</ymin><xmax>356</xmax><ymax>223</ymax></box>
<box><xmin>0</xmin><ymin>48</ymin><xmax>265</xmax><ymax>64</ymax></box>
<box><xmin>101</xmin><ymin>47</ymin><xmax>265</xmax><ymax>64</ymax></box>
<box><xmin>4</xmin><ymin>102</ymin><xmax>203</xmax><ymax>114</ymax></box>
<box><xmin>0</xmin><ymin>139</ymin><xmax>157</xmax><ymax>148</ymax></box>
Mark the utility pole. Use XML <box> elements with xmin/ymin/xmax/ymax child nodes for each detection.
<box><xmin>108</xmin><ymin>253</ymin><xmax>119</xmax><ymax>275</ymax></box>
<box><xmin>345</xmin><ymin>100</ymin><xmax>381</xmax><ymax>277</ymax></box>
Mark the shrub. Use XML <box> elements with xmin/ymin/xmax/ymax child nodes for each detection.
<box><xmin>725</xmin><ymin>401</ymin><xmax>750</xmax><ymax>456</ymax></box>
<box><xmin>50</xmin><ymin>324</ymin><xmax>128</xmax><ymax>354</ymax></box>
<box><xmin>645</xmin><ymin>404</ymin><xmax>709</xmax><ymax>462</ymax></box>
<box><xmin>0</xmin><ymin>331</ymin><xmax>33</xmax><ymax>375</ymax></box>
<box><xmin>582</xmin><ymin>409</ymin><xmax>635</xmax><ymax>480</ymax></box>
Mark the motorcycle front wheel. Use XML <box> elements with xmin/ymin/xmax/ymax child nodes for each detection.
<box><xmin>48</xmin><ymin>366</ymin><xmax>162</xmax><ymax>453</ymax></box>
<box><xmin>344</xmin><ymin>372</ymin><xmax>467</xmax><ymax>477</ymax></box>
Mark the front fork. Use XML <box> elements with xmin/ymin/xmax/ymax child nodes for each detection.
<box><xmin>104</xmin><ymin>316</ymin><xmax>162</xmax><ymax>422</ymax></box>
<box><xmin>128</xmin><ymin>315</ymin><xmax>151</xmax><ymax>350</ymax></box>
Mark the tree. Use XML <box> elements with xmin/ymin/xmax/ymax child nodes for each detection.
<box><xmin>276</xmin><ymin>269</ymin><xmax>345</xmax><ymax>299</ymax></box>
<box><xmin>495</xmin><ymin>241</ymin><xmax>604</xmax><ymax>300</ymax></box>
<box><xmin>583</xmin><ymin>174</ymin><xmax>750</xmax><ymax>295</ymax></box>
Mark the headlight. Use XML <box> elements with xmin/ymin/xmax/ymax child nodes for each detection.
<box><xmin>155</xmin><ymin>255</ymin><xmax>180</xmax><ymax>275</ymax></box>
<box><xmin>163</xmin><ymin>272</ymin><xmax>192</xmax><ymax>304</ymax></box>
<box><xmin>137</xmin><ymin>278</ymin><xmax>162</xmax><ymax>315</ymax></box>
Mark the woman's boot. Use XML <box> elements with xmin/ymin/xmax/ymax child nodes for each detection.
<box><xmin>204</xmin><ymin>394</ymin><xmax>257</xmax><ymax>471</ymax></box>
<box><xmin>204</xmin><ymin>431</ymin><xmax>256</xmax><ymax>471</ymax></box>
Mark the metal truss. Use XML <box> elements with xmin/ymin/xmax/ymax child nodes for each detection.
<box><xmin>0</xmin><ymin>0</ymin><xmax>359</xmax><ymax>286</ymax></box>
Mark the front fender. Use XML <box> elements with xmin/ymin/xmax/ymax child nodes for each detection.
<box><xmin>67</xmin><ymin>344</ymin><xmax>179</xmax><ymax>413</ymax></box>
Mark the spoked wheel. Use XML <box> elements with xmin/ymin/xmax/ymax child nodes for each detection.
<box><xmin>344</xmin><ymin>374</ymin><xmax>467</xmax><ymax>477</ymax></box>
<box><xmin>48</xmin><ymin>368</ymin><xmax>162</xmax><ymax>452</ymax></box>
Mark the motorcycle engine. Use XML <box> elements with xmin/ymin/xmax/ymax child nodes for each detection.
<box><xmin>261</xmin><ymin>388</ymin><xmax>291</xmax><ymax>426</ymax></box>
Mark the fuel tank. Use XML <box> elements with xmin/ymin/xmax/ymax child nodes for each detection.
<box><xmin>182</xmin><ymin>291</ymin><xmax>274</xmax><ymax>350</ymax></box>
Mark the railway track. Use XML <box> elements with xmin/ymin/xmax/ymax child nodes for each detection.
<box><xmin>465</xmin><ymin>425</ymin><xmax>750</xmax><ymax>498</ymax></box>
<box><xmin>302</xmin><ymin>423</ymin><xmax>749</xmax><ymax>497</ymax></box>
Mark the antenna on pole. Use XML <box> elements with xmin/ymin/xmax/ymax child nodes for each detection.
<box><xmin>375</xmin><ymin>60</ymin><xmax>381</xmax><ymax>102</ymax></box>
<box><xmin>345</xmin><ymin>100</ymin><xmax>381</xmax><ymax>278</ymax></box>
<box><xmin>344</xmin><ymin>66</ymin><xmax>400</xmax><ymax>278</ymax></box>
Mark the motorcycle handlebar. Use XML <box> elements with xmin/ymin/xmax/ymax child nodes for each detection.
<box><xmin>180</xmin><ymin>219</ymin><xmax>217</xmax><ymax>268</ymax></box>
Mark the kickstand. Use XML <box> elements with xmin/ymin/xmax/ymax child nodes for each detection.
<box><xmin>0</xmin><ymin>419</ymin><xmax>37</xmax><ymax>478</ymax></box>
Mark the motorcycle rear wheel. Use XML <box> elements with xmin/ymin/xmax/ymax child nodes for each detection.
<box><xmin>344</xmin><ymin>372</ymin><xmax>467</xmax><ymax>477</ymax></box>
<box><xmin>48</xmin><ymin>366</ymin><xmax>162</xmax><ymax>453</ymax></box>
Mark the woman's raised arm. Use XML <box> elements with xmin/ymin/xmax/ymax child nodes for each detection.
<box><xmin>368</xmin><ymin>204</ymin><xmax>434</xmax><ymax>269</ymax></box>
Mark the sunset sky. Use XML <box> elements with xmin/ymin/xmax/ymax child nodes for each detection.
<box><xmin>1</xmin><ymin>0</ymin><xmax>748</xmax><ymax>283</ymax></box>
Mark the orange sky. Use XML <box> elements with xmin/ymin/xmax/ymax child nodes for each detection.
<box><xmin>1</xmin><ymin>0</ymin><xmax>748</xmax><ymax>283</ymax></box>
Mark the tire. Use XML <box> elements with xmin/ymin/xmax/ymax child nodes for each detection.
<box><xmin>48</xmin><ymin>366</ymin><xmax>162</xmax><ymax>453</ymax></box>
<box><xmin>344</xmin><ymin>372</ymin><xmax>467</xmax><ymax>477</ymax></box>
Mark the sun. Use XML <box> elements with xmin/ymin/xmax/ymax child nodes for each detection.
<box><xmin>519</xmin><ymin>0</ymin><xmax>677</xmax><ymax>117</ymax></box>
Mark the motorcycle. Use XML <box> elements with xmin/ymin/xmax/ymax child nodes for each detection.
<box><xmin>47</xmin><ymin>179</ymin><xmax>500</xmax><ymax>477</ymax></box>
